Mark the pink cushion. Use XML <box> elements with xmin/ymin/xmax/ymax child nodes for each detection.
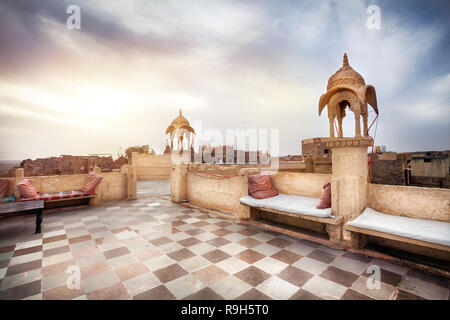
<box><xmin>316</xmin><ymin>182</ymin><xmax>331</xmax><ymax>209</ymax></box>
<box><xmin>81</xmin><ymin>172</ymin><xmax>103</xmax><ymax>193</ymax></box>
<box><xmin>248</xmin><ymin>175</ymin><xmax>278</xmax><ymax>199</ymax></box>
<box><xmin>0</xmin><ymin>179</ymin><xmax>8</xmax><ymax>198</ymax></box>
<box><xmin>17</xmin><ymin>179</ymin><xmax>39</xmax><ymax>198</ymax></box>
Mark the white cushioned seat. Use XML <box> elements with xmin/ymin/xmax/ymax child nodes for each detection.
<box><xmin>347</xmin><ymin>207</ymin><xmax>450</xmax><ymax>247</ymax></box>
<box><xmin>240</xmin><ymin>193</ymin><xmax>333</xmax><ymax>218</ymax></box>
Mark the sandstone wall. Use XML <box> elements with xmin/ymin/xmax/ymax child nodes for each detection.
<box><xmin>132</xmin><ymin>152</ymin><xmax>171</xmax><ymax>180</ymax></box>
<box><xmin>5</xmin><ymin>167</ymin><xmax>134</xmax><ymax>203</ymax></box>
<box><xmin>186</xmin><ymin>172</ymin><xmax>247</xmax><ymax>215</ymax></box>
<box><xmin>183</xmin><ymin>169</ymin><xmax>330</xmax><ymax>216</ymax></box>
<box><xmin>271</xmin><ymin>172</ymin><xmax>331</xmax><ymax>198</ymax></box>
<box><xmin>368</xmin><ymin>183</ymin><xmax>450</xmax><ymax>222</ymax></box>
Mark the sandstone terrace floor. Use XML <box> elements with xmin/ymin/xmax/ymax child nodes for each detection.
<box><xmin>0</xmin><ymin>181</ymin><xmax>448</xmax><ymax>300</ymax></box>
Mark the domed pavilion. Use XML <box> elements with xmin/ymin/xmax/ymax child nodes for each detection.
<box><xmin>318</xmin><ymin>53</ymin><xmax>378</xmax><ymax>138</ymax></box>
<box><xmin>165</xmin><ymin>109</ymin><xmax>195</xmax><ymax>151</ymax></box>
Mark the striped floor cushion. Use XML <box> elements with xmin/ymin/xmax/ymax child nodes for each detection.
<box><xmin>20</xmin><ymin>191</ymin><xmax>95</xmax><ymax>202</ymax></box>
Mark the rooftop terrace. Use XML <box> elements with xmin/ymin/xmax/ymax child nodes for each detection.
<box><xmin>0</xmin><ymin>181</ymin><xmax>448</xmax><ymax>300</ymax></box>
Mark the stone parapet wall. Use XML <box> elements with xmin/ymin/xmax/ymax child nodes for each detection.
<box><xmin>368</xmin><ymin>183</ymin><xmax>450</xmax><ymax>222</ymax></box>
<box><xmin>185</xmin><ymin>171</ymin><xmax>247</xmax><ymax>215</ymax></box>
<box><xmin>271</xmin><ymin>172</ymin><xmax>331</xmax><ymax>198</ymax></box>
<box><xmin>179</xmin><ymin>167</ymin><xmax>331</xmax><ymax>216</ymax></box>
<box><xmin>3</xmin><ymin>167</ymin><xmax>136</xmax><ymax>203</ymax></box>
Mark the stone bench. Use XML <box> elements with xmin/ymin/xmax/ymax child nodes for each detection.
<box><xmin>240</xmin><ymin>193</ymin><xmax>343</xmax><ymax>243</ymax></box>
<box><xmin>345</xmin><ymin>207</ymin><xmax>450</xmax><ymax>255</ymax></box>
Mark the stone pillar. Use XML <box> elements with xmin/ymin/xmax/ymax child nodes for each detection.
<box><xmin>354</xmin><ymin>112</ymin><xmax>362</xmax><ymax>137</ymax></box>
<box><xmin>328</xmin><ymin>138</ymin><xmax>371</xmax><ymax>243</ymax></box>
<box><xmin>127</xmin><ymin>165</ymin><xmax>137</xmax><ymax>200</ymax></box>
<box><xmin>131</xmin><ymin>152</ymin><xmax>138</xmax><ymax>166</ymax></box>
<box><xmin>14</xmin><ymin>168</ymin><xmax>24</xmax><ymax>199</ymax></box>
<box><xmin>170</xmin><ymin>163</ymin><xmax>188</xmax><ymax>203</ymax></box>
<box><xmin>91</xmin><ymin>166</ymin><xmax>103</xmax><ymax>205</ymax></box>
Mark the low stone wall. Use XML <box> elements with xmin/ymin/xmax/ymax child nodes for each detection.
<box><xmin>186</xmin><ymin>171</ymin><xmax>247</xmax><ymax>215</ymax></box>
<box><xmin>132</xmin><ymin>152</ymin><xmax>171</xmax><ymax>180</ymax></box>
<box><xmin>172</xmin><ymin>161</ymin><xmax>450</xmax><ymax>260</ymax></box>
<box><xmin>368</xmin><ymin>183</ymin><xmax>450</xmax><ymax>222</ymax></box>
<box><xmin>4</xmin><ymin>166</ymin><xmax>135</xmax><ymax>204</ymax></box>
<box><xmin>182</xmin><ymin>168</ymin><xmax>330</xmax><ymax>216</ymax></box>
<box><xmin>271</xmin><ymin>172</ymin><xmax>331</xmax><ymax>198</ymax></box>
<box><xmin>175</xmin><ymin>165</ymin><xmax>450</xmax><ymax>224</ymax></box>
<box><xmin>4</xmin><ymin>178</ymin><xmax>16</xmax><ymax>197</ymax></box>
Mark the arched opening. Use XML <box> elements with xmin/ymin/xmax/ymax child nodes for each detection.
<box><xmin>336</xmin><ymin>99</ymin><xmax>352</xmax><ymax>138</ymax></box>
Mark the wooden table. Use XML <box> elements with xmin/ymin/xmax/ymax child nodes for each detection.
<box><xmin>0</xmin><ymin>201</ymin><xmax>44</xmax><ymax>234</ymax></box>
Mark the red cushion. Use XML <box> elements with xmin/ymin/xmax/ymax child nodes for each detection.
<box><xmin>81</xmin><ymin>172</ymin><xmax>103</xmax><ymax>193</ymax></box>
<box><xmin>17</xmin><ymin>179</ymin><xmax>39</xmax><ymax>198</ymax></box>
<box><xmin>316</xmin><ymin>182</ymin><xmax>331</xmax><ymax>209</ymax></box>
<box><xmin>248</xmin><ymin>175</ymin><xmax>278</xmax><ymax>199</ymax></box>
<box><xmin>0</xmin><ymin>179</ymin><xmax>8</xmax><ymax>198</ymax></box>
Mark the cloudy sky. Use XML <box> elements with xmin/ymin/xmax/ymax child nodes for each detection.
<box><xmin>0</xmin><ymin>0</ymin><xmax>449</xmax><ymax>160</ymax></box>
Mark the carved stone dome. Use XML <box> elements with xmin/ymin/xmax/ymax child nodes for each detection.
<box><xmin>327</xmin><ymin>53</ymin><xmax>366</xmax><ymax>90</ymax></box>
<box><xmin>165</xmin><ymin>109</ymin><xmax>195</xmax><ymax>134</ymax></box>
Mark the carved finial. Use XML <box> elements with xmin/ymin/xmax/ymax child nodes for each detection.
<box><xmin>343</xmin><ymin>53</ymin><xmax>349</xmax><ymax>68</ymax></box>
<box><xmin>179</xmin><ymin>109</ymin><xmax>182</xmax><ymax>116</ymax></box>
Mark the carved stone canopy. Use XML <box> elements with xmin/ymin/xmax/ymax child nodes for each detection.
<box><xmin>165</xmin><ymin>109</ymin><xmax>195</xmax><ymax>135</ymax></box>
<box><xmin>166</xmin><ymin>109</ymin><xmax>195</xmax><ymax>151</ymax></box>
<box><xmin>318</xmin><ymin>54</ymin><xmax>378</xmax><ymax>139</ymax></box>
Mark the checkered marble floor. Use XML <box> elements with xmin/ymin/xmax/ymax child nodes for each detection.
<box><xmin>0</xmin><ymin>183</ymin><xmax>449</xmax><ymax>300</ymax></box>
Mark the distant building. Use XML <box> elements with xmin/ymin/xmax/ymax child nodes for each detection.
<box><xmin>280</xmin><ymin>155</ymin><xmax>303</xmax><ymax>161</ymax></box>
<box><xmin>375</xmin><ymin>145</ymin><xmax>386</xmax><ymax>153</ymax></box>
<box><xmin>113</xmin><ymin>156</ymin><xmax>128</xmax><ymax>169</ymax></box>
<box><xmin>302</xmin><ymin>138</ymin><xmax>449</xmax><ymax>188</ymax></box>
<box><xmin>371</xmin><ymin>152</ymin><xmax>407</xmax><ymax>186</ymax></box>
<box><xmin>371</xmin><ymin>150</ymin><xmax>449</xmax><ymax>188</ymax></box>
<box><xmin>302</xmin><ymin>138</ymin><xmax>332</xmax><ymax>158</ymax></box>
<box><xmin>409</xmin><ymin>152</ymin><xmax>449</xmax><ymax>188</ymax></box>
<box><xmin>16</xmin><ymin>155</ymin><xmax>115</xmax><ymax>176</ymax></box>
<box><xmin>196</xmin><ymin>145</ymin><xmax>270</xmax><ymax>164</ymax></box>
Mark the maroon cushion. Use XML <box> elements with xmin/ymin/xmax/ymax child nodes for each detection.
<box><xmin>316</xmin><ymin>182</ymin><xmax>331</xmax><ymax>209</ymax></box>
<box><xmin>248</xmin><ymin>175</ymin><xmax>278</xmax><ymax>199</ymax></box>
<box><xmin>81</xmin><ymin>172</ymin><xmax>103</xmax><ymax>193</ymax></box>
<box><xmin>17</xmin><ymin>179</ymin><xmax>39</xmax><ymax>198</ymax></box>
<box><xmin>0</xmin><ymin>179</ymin><xmax>8</xmax><ymax>198</ymax></box>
